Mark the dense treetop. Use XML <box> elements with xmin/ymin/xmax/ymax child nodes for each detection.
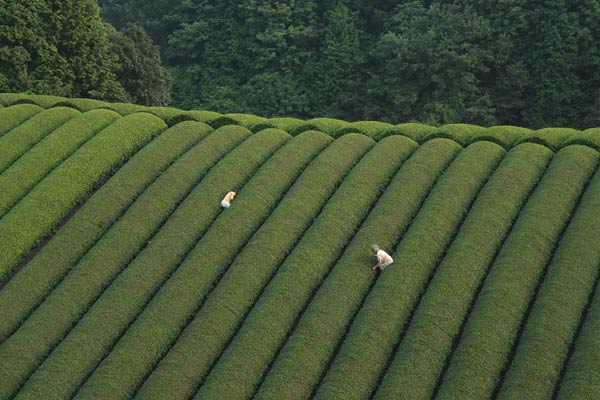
<box><xmin>1</xmin><ymin>0</ymin><xmax>599</xmax><ymax>128</ymax></box>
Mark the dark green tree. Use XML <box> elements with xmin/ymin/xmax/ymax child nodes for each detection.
<box><xmin>0</xmin><ymin>0</ymin><xmax>126</xmax><ymax>100</ymax></box>
<box><xmin>310</xmin><ymin>1</ymin><xmax>365</xmax><ymax>120</ymax></box>
<box><xmin>366</xmin><ymin>2</ymin><xmax>496</xmax><ymax>125</ymax></box>
<box><xmin>108</xmin><ymin>23</ymin><xmax>171</xmax><ymax>106</ymax></box>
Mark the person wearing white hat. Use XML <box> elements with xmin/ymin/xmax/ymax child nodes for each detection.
<box><xmin>371</xmin><ymin>244</ymin><xmax>393</xmax><ymax>271</ymax></box>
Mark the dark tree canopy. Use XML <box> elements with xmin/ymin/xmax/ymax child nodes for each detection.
<box><xmin>0</xmin><ymin>0</ymin><xmax>125</xmax><ymax>100</ymax></box>
<box><xmin>4</xmin><ymin>0</ymin><xmax>600</xmax><ymax>128</ymax></box>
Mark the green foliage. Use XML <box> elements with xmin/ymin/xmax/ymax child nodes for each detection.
<box><xmin>365</xmin><ymin>2</ymin><xmax>497</xmax><ymax>126</ymax></box>
<box><xmin>0</xmin><ymin>109</ymin><xmax>120</xmax><ymax>218</ymax></box>
<box><xmin>313</xmin><ymin>141</ymin><xmax>505</xmax><ymax>400</ymax></box>
<box><xmin>78</xmin><ymin>133</ymin><xmax>372</xmax><ymax>400</ymax></box>
<box><xmin>435</xmin><ymin>145</ymin><xmax>599</xmax><ymax>400</ymax></box>
<box><xmin>497</xmin><ymin>158</ymin><xmax>600</xmax><ymax>400</ymax></box>
<box><xmin>0</xmin><ymin>104</ymin><xmax>43</xmax><ymax>136</ymax></box>
<box><xmin>556</xmin><ymin>282</ymin><xmax>600</xmax><ymax>400</ymax></box>
<box><xmin>0</xmin><ymin>107</ymin><xmax>81</xmax><ymax>173</ymax></box>
<box><xmin>0</xmin><ymin>113</ymin><xmax>166</xmax><ymax>282</ymax></box>
<box><xmin>372</xmin><ymin>143</ymin><xmax>551</xmax><ymax>400</ymax></box>
<box><xmin>0</xmin><ymin>121</ymin><xmax>213</xmax><ymax>344</ymax></box>
<box><xmin>107</xmin><ymin>24</ymin><xmax>171</xmax><ymax>106</ymax></box>
<box><xmin>0</xmin><ymin>124</ymin><xmax>251</xmax><ymax>399</ymax></box>
<box><xmin>255</xmin><ymin>138</ymin><xmax>462</xmax><ymax>400</ymax></box>
<box><xmin>16</xmin><ymin>129</ymin><xmax>292</xmax><ymax>400</ymax></box>
<box><xmin>194</xmin><ymin>135</ymin><xmax>418</xmax><ymax>400</ymax></box>
<box><xmin>0</xmin><ymin>0</ymin><xmax>126</xmax><ymax>100</ymax></box>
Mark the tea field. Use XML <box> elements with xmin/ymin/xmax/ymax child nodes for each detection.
<box><xmin>0</xmin><ymin>93</ymin><xmax>598</xmax><ymax>400</ymax></box>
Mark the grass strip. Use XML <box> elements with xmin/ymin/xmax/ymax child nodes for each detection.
<box><xmin>0</xmin><ymin>107</ymin><xmax>80</xmax><ymax>173</ymax></box>
<box><xmin>73</xmin><ymin>133</ymin><xmax>372</xmax><ymax>400</ymax></box>
<box><xmin>0</xmin><ymin>123</ymin><xmax>258</xmax><ymax>400</ymax></box>
<box><xmin>497</xmin><ymin>162</ymin><xmax>600</xmax><ymax>400</ymax></box>
<box><xmin>0</xmin><ymin>109</ymin><xmax>119</xmax><ymax>217</ymax></box>
<box><xmin>157</xmin><ymin>134</ymin><xmax>416</xmax><ymax>398</ymax></box>
<box><xmin>0</xmin><ymin>104</ymin><xmax>43</xmax><ymax>136</ymax></box>
<box><xmin>0</xmin><ymin>121</ymin><xmax>212</xmax><ymax>340</ymax></box>
<box><xmin>18</xmin><ymin>130</ymin><xmax>326</xmax><ymax>399</ymax></box>
<box><xmin>555</xmin><ymin>277</ymin><xmax>600</xmax><ymax>400</ymax></box>
<box><xmin>435</xmin><ymin>145</ymin><xmax>599</xmax><ymax>400</ymax></box>
<box><xmin>0</xmin><ymin>113</ymin><xmax>166</xmax><ymax>280</ymax></box>
<box><xmin>366</xmin><ymin>143</ymin><xmax>551</xmax><ymax>400</ymax></box>
<box><xmin>254</xmin><ymin>138</ymin><xmax>463</xmax><ymax>400</ymax></box>
<box><xmin>312</xmin><ymin>141</ymin><xmax>505</xmax><ymax>400</ymax></box>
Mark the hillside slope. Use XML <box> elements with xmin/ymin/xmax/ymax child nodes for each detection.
<box><xmin>0</xmin><ymin>93</ymin><xmax>599</xmax><ymax>400</ymax></box>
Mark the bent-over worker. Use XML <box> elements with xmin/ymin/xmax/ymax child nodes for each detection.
<box><xmin>371</xmin><ymin>244</ymin><xmax>393</xmax><ymax>271</ymax></box>
<box><xmin>221</xmin><ymin>190</ymin><xmax>237</xmax><ymax>208</ymax></box>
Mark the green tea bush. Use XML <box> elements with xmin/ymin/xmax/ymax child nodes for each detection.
<box><xmin>0</xmin><ymin>113</ymin><xmax>166</xmax><ymax>281</ymax></box>
<box><xmin>194</xmin><ymin>135</ymin><xmax>418</xmax><ymax>400</ymax></box>
<box><xmin>497</xmin><ymin>165</ymin><xmax>600</xmax><ymax>400</ymax></box>
<box><xmin>468</xmin><ymin>126</ymin><xmax>533</xmax><ymax>149</ymax></box>
<box><xmin>0</xmin><ymin>126</ymin><xmax>268</xmax><ymax>399</ymax></box>
<box><xmin>371</xmin><ymin>143</ymin><xmax>551</xmax><ymax>400</ymax></box>
<box><xmin>0</xmin><ymin>107</ymin><xmax>80</xmax><ymax>172</ymax></box>
<box><xmin>0</xmin><ymin>121</ymin><xmax>213</xmax><ymax>342</ymax></box>
<box><xmin>313</xmin><ymin>141</ymin><xmax>506</xmax><ymax>400</ymax></box>
<box><xmin>556</xmin><ymin>283</ymin><xmax>600</xmax><ymax>400</ymax></box>
<box><xmin>0</xmin><ymin>104</ymin><xmax>44</xmax><ymax>136</ymax></box>
<box><xmin>435</xmin><ymin>145</ymin><xmax>599</xmax><ymax>400</ymax></box>
<box><xmin>16</xmin><ymin>129</ymin><xmax>294</xmax><ymax>400</ymax></box>
<box><xmin>255</xmin><ymin>138</ymin><xmax>462</xmax><ymax>400</ymax></box>
<box><xmin>76</xmin><ymin>134</ymin><xmax>372</xmax><ymax>400</ymax></box>
<box><xmin>0</xmin><ymin>110</ymin><xmax>120</xmax><ymax>218</ymax></box>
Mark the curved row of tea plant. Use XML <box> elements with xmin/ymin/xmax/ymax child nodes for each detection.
<box><xmin>2</xmin><ymin>93</ymin><xmax>600</xmax><ymax>151</ymax></box>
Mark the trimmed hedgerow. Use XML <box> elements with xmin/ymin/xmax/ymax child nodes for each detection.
<box><xmin>74</xmin><ymin>133</ymin><xmax>371</xmax><ymax>400</ymax></box>
<box><xmin>0</xmin><ymin>104</ymin><xmax>44</xmax><ymax>136</ymax></box>
<box><xmin>166</xmin><ymin>110</ymin><xmax>237</xmax><ymax>128</ymax></box>
<box><xmin>0</xmin><ymin>113</ymin><xmax>166</xmax><ymax>281</ymax></box>
<box><xmin>331</xmin><ymin>121</ymin><xmax>394</xmax><ymax>139</ymax></box>
<box><xmin>0</xmin><ymin>109</ymin><xmax>120</xmax><ymax>218</ymax></box>
<box><xmin>0</xmin><ymin>120</ymin><xmax>213</xmax><ymax>342</ymax></box>
<box><xmin>289</xmin><ymin>118</ymin><xmax>350</xmax><ymax>136</ymax></box>
<box><xmin>58</xmin><ymin>97</ymin><xmax>110</xmax><ymax>112</ymax></box>
<box><xmin>146</xmin><ymin>135</ymin><xmax>414</xmax><ymax>398</ymax></box>
<box><xmin>374</xmin><ymin>122</ymin><xmax>440</xmax><ymax>143</ymax></box>
<box><xmin>313</xmin><ymin>141</ymin><xmax>506</xmax><ymax>400</ymax></box>
<box><xmin>0</xmin><ymin>93</ymin><xmax>29</xmax><ymax>106</ymax></box>
<box><xmin>435</xmin><ymin>145</ymin><xmax>599</xmax><ymax>400</ymax></box>
<box><xmin>192</xmin><ymin>135</ymin><xmax>418</xmax><ymax>400</ymax></box>
<box><xmin>15</xmin><ymin>129</ymin><xmax>297</xmax><ymax>400</ymax></box>
<box><xmin>556</xmin><ymin>280</ymin><xmax>600</xmax><ymax>400</ymax></box>
<box><xmin>225</xmin><ymin>113</ymin><xmax>267</xmax><ymax>128</ymax></box>
<box><xmin>468</xmin><ymin>126</ymin><xmax>533</xmax><ymax>149</ymax></box>
<box><xmin>249</xmin><ymin>118</ymin><xmax>306</xmax><ymax>134</ymax></box>
<box><xmin>561</xmin><ymin>128</ymin><xmax>600</xmax><ymax>152</ymax></box>
<box><xmin>100</xmin><ymin>102</ymin><xmax>147</xmax><ymax>115</ymax></box>
<box><xmin>497</xmin><ymin>165</ymin><xmax>600</xmax><ymax>400</ymax></box>
<box><xmin>517</xmin><ymin>128</ymin><xmax>581</xmax><ymax>152</ymax></box>
<box><xmin>0</xmin><ymin>107</ymin><xmax>81</xmax><ymax>173</ymax></box>
<box><xmin>254</xmin><ymin>138</ymin><xmax>462</xmax><ymax>400</ymax></box>
<box><xmin>369</xmin><ymin>143</ymin><xmax>551</xmax><ymax>400</ymax></box>
<box><xmin>434</xmin><ymin>123</ymin><xmax>486</xmax><ymax>146</ymax></box>
<box><xmin>267</xmin><ymin>117</ymin><xmax>305</xmax><ymax>132</ymax></box>
<box><xmin>0</xmin><ymin>126</ymin><xmax>277</xmax><ymax>400</ymax></box>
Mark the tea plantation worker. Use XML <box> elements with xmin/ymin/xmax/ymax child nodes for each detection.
<box><xmin>221</xmin><ymin>190</ymin><xmax>237</xmax><ymax>208</ymax></box>
<box><xmin>371</xmin><ymin>244</ymin><xmax>393</xmax><ymax>271</ymax></box>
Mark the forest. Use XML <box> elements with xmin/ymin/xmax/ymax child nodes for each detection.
<box><xmin>1</xmin><ymin>0</ymin><xmax>600</xmax><ymax>128</ymax></box>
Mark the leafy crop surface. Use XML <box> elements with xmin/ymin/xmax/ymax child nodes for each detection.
<box><xmin>0</xmin><ymin>94</ymin><xmax>600</xmax><ymax>400</ymax></box>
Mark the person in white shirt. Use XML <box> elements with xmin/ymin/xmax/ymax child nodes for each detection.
<box><xmin>371</xmin><ymin>244</ymin><xmax>393</xmax><ymax>271</ymax></box>
<box><xmin>221</xmin><ymin>190</ymin><xmax>237</xmax><ymax>208</ymax></box>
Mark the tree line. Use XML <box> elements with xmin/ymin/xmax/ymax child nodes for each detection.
<box><xmin>2</xmin><ymin>0</ymin><xmax>600</xmax><ymax>128</ymax></box>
